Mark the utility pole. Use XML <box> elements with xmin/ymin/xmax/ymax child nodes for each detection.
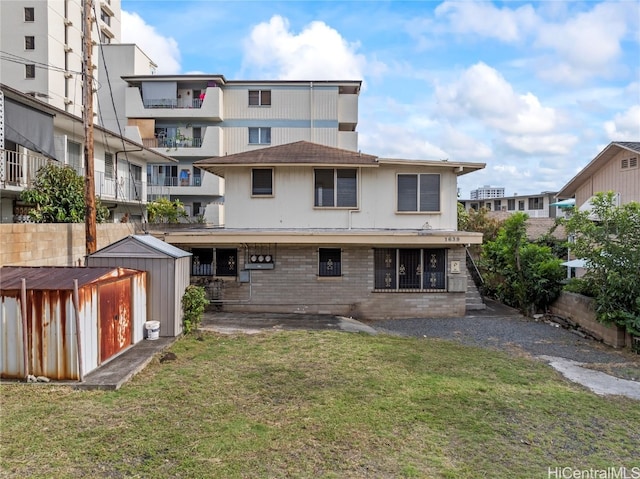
<box><xmin>83</xmin><ymin>0</ymin><xmax>97</xmax><ymax>255</ymax></box>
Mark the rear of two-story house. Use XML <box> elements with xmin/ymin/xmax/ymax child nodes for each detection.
<box><xmin>157</xmin><ymin>141</ymin><xmax>485</xmax><ymax>320</ymax></box>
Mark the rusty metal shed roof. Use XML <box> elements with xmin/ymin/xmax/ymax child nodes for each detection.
<box><xmin>0</xmin><ymin>267</ymin><xmax>142</xmax><ymax>291</ymax></box>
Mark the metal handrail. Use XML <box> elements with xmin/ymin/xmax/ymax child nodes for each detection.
<box><xmin>465</xmin><ymin>246</ymin><xmax>484</xmax><ymax>286</ymax></box>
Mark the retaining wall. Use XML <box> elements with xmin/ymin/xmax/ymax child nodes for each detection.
<box><xmin>549</xmin><ymin>291</ymin><xmax>632</xmax><ymax>349</ymax></box>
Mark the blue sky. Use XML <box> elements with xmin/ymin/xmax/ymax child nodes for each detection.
<box><xmin>121</xmin><ymin>0</ymin><xmax>640</xmax><ymax>197</ymax></box>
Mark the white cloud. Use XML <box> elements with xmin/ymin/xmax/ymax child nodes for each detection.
<box><xmin>434</xmin><ymin>1</ymin><xmax>537</xmax><ymax>42</ymax></box>
<box><xmin>502</xmin><ymin>134</ymin><xmax>577</xmax><ymax>155</ymax></box>
<box><xmin>241</xmin><ymin>15</ymin><xmax>383</xmax><ymax>81</ymax></box>
<box><xmin>604</xmin><ymin>105</ymin><xmax>640</xmax><ymax>140</ymax></box>
<box><xmin>536</xmin><ymin>3</ymin><xmax>628</xmax><ymax>72</ymax></box>
<box><xmin>436</xmin><ymin>62</ymin><xmax>558</xmax><ymax>136</ymax></box>
<box><xmin>121</xmin><ymin>11</ymin><xmax>181</xmax><ymax>74</ymax></box>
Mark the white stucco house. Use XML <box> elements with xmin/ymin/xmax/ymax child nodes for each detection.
<box><xmin>155</xmin><ymin>141</ymin><xmax>485</xmax><ymax>320</ymax></box>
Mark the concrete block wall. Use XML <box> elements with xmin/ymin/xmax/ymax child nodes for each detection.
<box><xmin>0</xmin><ymin>223</ymin><xmax>136</xmax><ymax>267</ymax></box>
<box><xmin>218</xmin><ymin>245</ymin><xmax>467</xmax><ymax>320</ymax></box>
<box><xmin>549</xmin><ymin>291</ymin><xmax>630</xmax><ymax>348</ymax></box>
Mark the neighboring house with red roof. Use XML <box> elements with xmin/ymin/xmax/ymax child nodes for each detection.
<box><xmin>557</xmin><ymin>141</ymin><xmax>640</xmax><ymax>210</ymax></box>
<box><xmin>155</xmin><ymin>141</ymin><xmax>485</xmax><ymax>320</ymax></box>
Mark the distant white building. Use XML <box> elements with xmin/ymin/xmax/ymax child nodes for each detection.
<box><xmin>459</xmin><ymin>191</ymin><xmax>560</xmax><ymax>218</ymax></box>
<box><xmin>469</xmin><ymin>185</ymin><xmax>505</xmax><ymax>200</ymax></box>
<box><xmin>0</xmin><ymin>0</ymin><xmax>122</xmax><ymax>118</ymax></box>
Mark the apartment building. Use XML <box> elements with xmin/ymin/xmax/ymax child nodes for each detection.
<box><xmin>469</xmin><ymin>185</ymin><xmax>505</xmax><ymax>200</ymax></box>
<box><xmin>115</xmin><ymin>74</ymin><xmax>361</xmax><ymax>222</ymax></box>
<box><xmin>0</xmin><ymin>0</ymin><xmax>121</xmax><ymax>118</ymax></box>
<box><xmin>459</xmin><ymin>191</ymin><xmax>560</xmax><ymax>218</ymax></box>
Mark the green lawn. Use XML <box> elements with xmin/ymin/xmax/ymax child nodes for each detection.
<box><xmin>2</xmin><ymin>331</ymin><xmax>639</xmax><ymax>478</ymax></box>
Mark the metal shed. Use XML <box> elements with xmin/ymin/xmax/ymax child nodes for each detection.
<box><xmin>0</xmin><ymin>266</ymin><xmax>147</xmax><ymax>381</ymax></box>
<box><xmin>87</xmin><ymin>235</ymin><xmax>191</xmax><ymax>337</ymax></box>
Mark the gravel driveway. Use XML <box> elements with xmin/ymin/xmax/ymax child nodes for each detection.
<box><xmin>369</xmin><ymin>299</ymin><xmax>640</xmax><ymax>383</ymax></box>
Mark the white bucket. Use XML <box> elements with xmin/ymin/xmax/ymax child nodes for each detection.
<box><xmin>145</xmin><ymin>321</ymin><xmax>160</xmax><ymax>340</ymax></box>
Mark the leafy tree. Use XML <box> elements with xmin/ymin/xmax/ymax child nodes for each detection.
<box><xmin>562</xmin><ymin>192</ymin><xmax>640</xmax><ymax>334</ymax></box>
<box><xmin>20</xmin><ymin>163</ymin><xmax>109</xmax><ymax>223</ymax></box>
<box><xmin>146</xmin><ymin>198</ymin><xmax>188</xmax><ymax>224</ymax></box>
<box><xmin>457</xmin><ymin>203</ymin><xmax>503</xmax><ymax>243</ymax></box>
<box><xmin>481</xmin><ymin>212</ymin><xmax>565</xmax><ymax>315</ymax></box>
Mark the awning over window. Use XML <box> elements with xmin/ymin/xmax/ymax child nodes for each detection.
<box><xmin>5</xmin><ymin>98</ymin><xmax>57</xmax><ymax>160</ymax></box>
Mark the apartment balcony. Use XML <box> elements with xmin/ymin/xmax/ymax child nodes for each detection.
<box><xmin>125</xmin><ymin>86</ymin><xmax>223</xmax><ymax>121</ymax></box>
<box><xmin>338</xmin><ymin>93</ymin><xmax>358</xmax><ymax>127</ymax></box>
<box><xmin>142</xmin><ymin>126</ymin><xmax>223</xmax><ymax>158</ymax></box>
<box><xmin>1</xmin><ymin>149</ymin><xmax>56</xmax><ymax>193</ymax></box>
<box><xmin>146</xmin><ymin>171</ymin><xmax>223</xmax><ymax>198</ymax></box>
<box><xmin>95</xmin><ymin>171</ymin><xmax>145</xmax><ymax>204</ymax></box>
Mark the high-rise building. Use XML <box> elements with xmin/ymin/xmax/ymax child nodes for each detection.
<box><xmin>470</xmin><ymin>185</ymin><xmax>505</xmax><ymax>200</ymax></box>
<box><xmin>0</xmin><ymin>0</ymin><xmax>121</xmax><ymax>117</ymax></box>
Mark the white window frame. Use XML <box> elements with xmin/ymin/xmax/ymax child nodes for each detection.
<box><xmin>248</xmin><ymin>127</ymin><xmax>271</xmax><ymax>145</ymax></box>
<box><xmin>396</xmin><ymin>173</ymin><xmax>441</xmax><ymax>213</ymax></box>
<box><xmin>314</xmin><ymin>168</ymin><xmax>358</xmax><ymax>208</ymax></box>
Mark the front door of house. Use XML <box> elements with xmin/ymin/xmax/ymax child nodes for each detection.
<box><xmin>99</xmin><ymin>278</ymin><xmax>132</xmax><ymax>363</ymax></box>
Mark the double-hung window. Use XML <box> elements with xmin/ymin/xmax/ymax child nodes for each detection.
<box><xmin>249</xmin><ymin>90</ymin><xmax>271</xmax><ymax>106</ymax></box>
<box><xmin>248</xmin><ymin>127</ymin><xmax>271</xmax><ymax>145</ymax></box>
<box><xmin>314</xmin><ymin>168</ymin><xmax>357</xmax><ymax>207</ymax></box>
<box><xmin>318</xmin><ymin>248</ymin><xmax>341</xmax><ymax>277</ymax></box>
<box><xmin>252</xmin><ymin>168</ymin><xmax>273</xmax><ymax>196</ymax></box>
<box><xmin>397</xmin><ymin>174</ymin><xmax>440</xmax><ymax>212</ymax></box>
<box><xmin>374</xmin><ymin>248</ymin><xmax>446</xmax><ymax>291</ymax></box>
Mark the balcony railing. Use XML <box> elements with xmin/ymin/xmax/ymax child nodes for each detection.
<box><xmin>95</xmin><ymin>171</ymin><xmax>144</xmax><ymax>202</ymax></box>
<box><xmin>1</xmin><ymin>149</ymin><xmax>55</xmax><ymax>188</ymax></box>
<box><xmin>148</xmin><ymin>176</ymin><xmax>202</xmax><ymax>187</ymax></box>
<box><xmin>142</xmin><ymin>98</ymin><xmax>203</xmax><ymax>109</ymax></box>
<box><xmin>143</xmin><ymin>137</ymin><xmax>203</xmax><ymax>149</ymax></box>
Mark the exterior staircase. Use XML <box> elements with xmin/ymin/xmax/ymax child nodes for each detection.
<box><xmin>465</xmin><ymin>272</ymin><xmax>486</xmax><ymax>311</ymax></box>
<box><xmin>465</xmin><ymin>247</ymin><xmax>486</xmax><ymax>312</ymax></box>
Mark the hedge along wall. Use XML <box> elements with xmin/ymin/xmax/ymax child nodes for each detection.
<box><xmin>549</xmin><ymin>291</ymin><xmax>632</xmax><ymax>349</ymax></box>
<box><xmin>0</xmin><ymin>223</ymin><xmax>138</xmax><ymax>267</ymax></box>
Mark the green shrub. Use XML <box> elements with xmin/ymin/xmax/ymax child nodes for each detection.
<box><xmin>181</xmin><ymin>285</ymin><xmax>208</xmax><ymax>334</ymax></box>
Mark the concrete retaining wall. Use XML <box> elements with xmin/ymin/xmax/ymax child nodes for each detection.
<box><xmin>549</xmin><ymin>291</ymin><xmax>631</xmax><ymax>349</ymax></box>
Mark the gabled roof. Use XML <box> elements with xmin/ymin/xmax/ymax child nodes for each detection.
<box><xmin>557</xmin><ymin>141</ymin><xmax>640</xmax><ymax>198</ymax></box>
<box><xmin>90</xmin><ymin>235</ymin><xmax>192</xmax><ymax>259</ymax></box>
<box><xmin>195</xmin><ymin>141</ymin><xmax>378</xmax><ymax>176</ymax></box>
<box><xmin>195</xmin><ymin>141</ymin><xmax>485</xmax><ymax>177</ymax></box>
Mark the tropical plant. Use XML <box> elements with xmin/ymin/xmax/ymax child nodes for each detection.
<box><xmin>20</xmin><ymin>163</ymin><xmax>109</xmax><ymax>223</ymax></box>
<box><xmin>481</xmin><ymin>212</ymin><xmax>565</xmax><ymax>315</ymax></box>
<box><xmin>146</xmin><ymin>198</ymin><xmax>188</xmax><ymax>223</ymax></box>
<box><xmin>181</xmin><ymin>285</ymin><xmax>208</xmax><ymax>334</ymax></box>
<box><xmin>562</xmin><ymin>192</ymin><xmax>640</xmax><ymax>334</ymax></box>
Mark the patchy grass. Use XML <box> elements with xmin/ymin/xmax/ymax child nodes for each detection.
<box><xmin>2</xmin><ymin>331</ymin><xmax>639</xmax><ymax>478</ymax></box>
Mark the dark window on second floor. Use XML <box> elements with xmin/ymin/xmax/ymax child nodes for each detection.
<box><xmin>252</xmin><ymin>168</ymin><xmax>273</xmax><ymax>196</ymax></box>
<box><xmin>25</xmin><ymin>36</ymin><xmax>35</xmax><ymax>50</ymax></box>
<box><xmin>25</xmin><ymin>64</ymin><xmax>35</xmax><ymax>78</ymax></box>
<box><xmin>24</xmin><ymin>7</ymin><xmax>35</xmax><ymax>22</ymax></box>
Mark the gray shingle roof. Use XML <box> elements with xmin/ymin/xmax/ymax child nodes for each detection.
<box><xmin>195</xmin><ymin>141</ymin><xmax>378</xmax><ymax>168</ymax></box>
